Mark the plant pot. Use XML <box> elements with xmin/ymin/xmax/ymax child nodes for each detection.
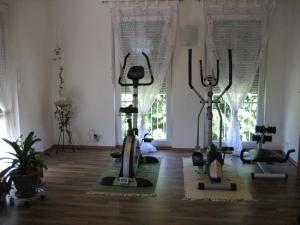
<box><xmin>0</xmin><ymin>180</ymin><xmax>9</xmax><ymax>203</ymax></box>
<box><xmin>13</xmin><ymin>172</ymin><xmax>40</xmax><ymax>198</ymax></box>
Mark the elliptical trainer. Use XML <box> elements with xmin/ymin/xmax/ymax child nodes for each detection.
<box><xmin>188</xmin><ymin>49</ymin><xmax>236</xmax><ymax>191</ymax></box>
<box><xmin>101</xmin><ymin>52</ymin><xmax>159</xmax><ymax>188</ymax></box>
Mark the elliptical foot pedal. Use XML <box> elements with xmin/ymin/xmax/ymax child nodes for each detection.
<box><xmin>230</xmin><ymin>183</ymin><xmax>237</xmax><ymax>191</ymax></box>
<box><xmin>142</xmin><ymin>156</ymin><xmax>159</xmax><ymax>164</ymax></box>
<box><xmin>110</xmin><ymin>151</ymin><xmax>122</xmax><ymax>159</ymax></box>
<box><xmin>192</xmin><ymin>152</ymin><xmax>204</xmax><ymax>166</ymax></box>
<box><xmin>100</xmin><ymin>176</ymin><xmax>115</xmax><ymax>186</ymax></box>
<box><xmin>136</xmin><ymin>178</ymin><xmax>153</xmax><ymax>187</ymax></box>
<box><xmin>221</xmin><ymin>147</ymin><xmax>234</xmax><ymax>154</ymax></box>
<box><xmin>198</xmin><ymin>182</ymin><xmax>237</xmax><ymax>191</ymax></box>
<box><xmin>198</xmin><ymin>182</ymin><xmax>205</xmax><ymax>190</ymax></box>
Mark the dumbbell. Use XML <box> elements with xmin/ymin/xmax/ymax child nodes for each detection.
<box><xmin>252</xmin><ymin>134</ymin><xmax>261</xmax><ymax>143</ymax></box>
<box><xmin>255</xmin><ymin>126</ymin><xmax>265</xmax><ymax>133</ymax></box>
<box><xmin>266</xmin><ymin>126</ymin><xmax>276</xmax><ymax>134</ymax></box>
<box><xmin>263</xmin><ymin>135</ymin><xmax>272</xmax><ymax>143</ymax></box>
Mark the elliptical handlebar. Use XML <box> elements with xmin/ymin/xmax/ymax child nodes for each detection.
<box><xmin>188</xmin><ymin>49</ymin><xmax>205</xmax><ymax>102</ymax></box>
<box><xmin>188</xmin><ymin>49</ymin><xmax>232</xmax><ymax>101</ymax></box>
<box><xmin>199</xmin><ymin>60</ymin><xmax>207</xmax><ymax>87</ymax></box>
<box><xmin>118</xmin><ymin>52</ymin><xmax>154</xmax><ymax>87</ymax></box>
<box><xmin>215</xmin><ymin>59</ymin><xmax>220</xmax><ymax>86</ymax></box>
<box><xmin>216</xmin><ymin>49</ymin><xmax>232</xmax><ymax>101</ymax></box>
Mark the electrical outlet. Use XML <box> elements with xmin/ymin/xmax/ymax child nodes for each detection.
<box><xmin>93</xmin><ymin>134</ymin><xmax>101</xmax><ymax>143</ymax></box>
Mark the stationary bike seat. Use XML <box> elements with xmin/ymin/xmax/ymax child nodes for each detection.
<box><xmin>119</xmin><ymin>105</ymin><xmax>138</xmax><ymax>114</ymax></box>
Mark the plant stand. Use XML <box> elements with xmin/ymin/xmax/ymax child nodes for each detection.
<box><xmin>6</xmin><ymin>187</ymin><xmax>46</xmax><ymax>208</ymax></box>
<box><xmin>54</xmin><ymin>104</ymin><xmax>76</xmax><ymax>154</ymax></box>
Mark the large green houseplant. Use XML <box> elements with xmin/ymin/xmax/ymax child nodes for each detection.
<box><xmin>0</xmin><ymin>131</ymin><xmax>47</xmax><ymax>198</ymax></box>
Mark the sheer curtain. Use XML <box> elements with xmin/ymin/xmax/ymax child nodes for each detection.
<box><xmin>204</xmin><ymin>0</ymin><xmax>275</xmax><ymax>154</ymax></box>
<box><xmin>111</xmin><ymin>0</ymin><xmax>178</xmax><ymax>153</ymax></box>
<box><xmin>0</xmin><ymin>4</ymin><xmax>18</xmax><ymax>171</ymax></box>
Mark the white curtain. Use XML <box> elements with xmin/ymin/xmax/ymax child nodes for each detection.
<box><xmin>0</xmin><ymin>5</ymin><xmax>18</xmax><ymax>171</ymax></box>
<box><xmin>111</xmin><ymin>0</ymin><xmax>178</xmax><ymax>153</ymax></box>
<box><xmin>204</xmin><ymin>0</ymin><xmax>275</xmax><ymax>154</ymax></box>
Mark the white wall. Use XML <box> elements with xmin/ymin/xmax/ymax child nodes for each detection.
<box><xmin>49</xmin><ymin>0</ymin><xmax>115</xmax><ymax>147</ymax></box>
<box><xmin>49</xmin><ymin>0</ymin><xmax>207</xmax><ymax>149</ymax></box>
<box><xmin>9</xmin><ymin>0</ymin><xmax>53</xmax><ymax>151</ymax></box>
<box><xmin>46</xmin><ymin>0</ymin><xmax>295</xmax><ymax>151</ymax></box>
<box><xmin>172</xmin><ymin>1</ymin><xmax>291</xmax><ymax>150</ymax></box>
<box><xmin>263</xmin><ymin>1</ymin><xmax>289</xmax><ymax>149</ymax></box>
<box><xmin>6</xmin><ymin>0</ymin><xmax>292</xmax><ymax>152</ymax></box>
<box><xmin>281</xmin><ymin>0</ymin><xmax>300</xmax><ymax>162</ymax></box>
<box><xmin>171</xmin><ymin>1</ymin><xmax>205</xmax><ymax>148</ymax></box>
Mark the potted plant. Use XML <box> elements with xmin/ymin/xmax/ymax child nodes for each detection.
<box><xmin>0</xmin><ymin>131</ymin><xmax>47</xmax><ymax>198</ymax></box>
<box><xmin>0</xmin><ymin>177</ymin><xmax>9</xmax><ymax>203</ymax></box>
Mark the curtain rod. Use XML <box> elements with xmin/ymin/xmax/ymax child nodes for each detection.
<box><xmin>102</xmin><ymin>0</ymin><xmax>201</xmax><ymax>3</ymax></box>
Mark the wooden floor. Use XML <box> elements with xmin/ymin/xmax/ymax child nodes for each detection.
<box><xmin>1</xmin><ymin>148</ymin><xmax>300</xmax><ymax>225</ymax></box>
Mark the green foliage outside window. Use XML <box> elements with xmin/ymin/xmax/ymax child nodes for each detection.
<box><xmin>212</xmin><ymin>93</ymin><xmax>258</xmax><ymax>141</ymax></box>
<box><xmin>121</xmin><ymin>93</ymin><xmax>167</xmax><ymax>140</ymax></box>
<box><xmin>146</xmin><ymin>94</ymin><xmax>167</xmax><ymax>140</ymax></box>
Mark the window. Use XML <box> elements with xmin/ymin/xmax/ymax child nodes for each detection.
<box><xmin>115</xmin><ymin>15</ymin><xmax>175</xmax><ymax>145</ymax></box>
<box><xmin>120</xmin><ymin>79</ymin><xmax>167</xmax><ymax>140</ymax></box>
<box><xmin>0</xmin><ymin>108</ymin><xmax>9</xmax><ymax>172</ymax></box>
<box><xmin>0</xmin><ymin>108</ymin><xmax>5</xmax><ymax>138</ymax></box>
<box><xmin>212</xmin><ymin>73</ymin><xmax>259</xmax><ymax>142</ymax></box>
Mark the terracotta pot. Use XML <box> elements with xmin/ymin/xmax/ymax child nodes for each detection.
<box><xmin>13</xmin><ymin>172</ymin><xmax>40</xmax><ymax>198</ymax></box>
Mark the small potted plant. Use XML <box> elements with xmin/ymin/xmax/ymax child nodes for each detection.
<box><xmin>0</xmin><ymin>131</ymin><xmax>47</xmax><ymax>198</ymax></box>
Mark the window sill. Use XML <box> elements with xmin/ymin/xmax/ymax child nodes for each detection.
<box><xmin>151</xmin><ymin>139</ymin><xmax>168</xmax><ymax>147</ymax></box>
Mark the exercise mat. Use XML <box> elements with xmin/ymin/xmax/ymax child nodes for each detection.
<box><xmin>88</xmin><ymin>159</ymin><xmax>161</xmax><ymax>197</ymax></box>
<box><xmin>182</xmin><ymin>157</ymin><xmax>253</xmax><ymax>201</ymax></box>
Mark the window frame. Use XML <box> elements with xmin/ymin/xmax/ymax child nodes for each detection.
<box><xmin>112</xmin><ymin>17</ymin><xmax>173</xmax><ymax>148</ymax></box>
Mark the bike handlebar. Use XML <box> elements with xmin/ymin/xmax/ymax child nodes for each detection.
<box><xmin>140</xmin><ymin>52</ymin><xmax>154</xmax><ymax>86</ymax></box>
<box><xmin>118</xmin><ymin>52</ymin><xmax>154</xmax><ymax>87</ymax></box>
<box><xmin>118</xmin><ymin>53</ymin><xmax>131</xmax><ymax>86</ymax></box>
<box><xmin>199</xmin><ymin>60</ymin><xmax>206</xmax><ymax>87</ymax></box>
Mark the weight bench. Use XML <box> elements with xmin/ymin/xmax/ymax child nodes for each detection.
<box><xmin>240</xmin><ymin>148</ymin><xmax>295</xmax><ymax>179</ymax></box>
<box><xmin>241</xmin><ymin>125</ymin><xmax>295</xmax><ymax>179</ymax></box>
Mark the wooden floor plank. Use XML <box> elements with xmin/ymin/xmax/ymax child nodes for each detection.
<box><xmin>0</xmin><ymin>149</ymin><xmax>300</xmax><ymax>225</ymax></box>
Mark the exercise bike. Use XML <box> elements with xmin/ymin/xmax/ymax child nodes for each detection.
<box><xmin>188</xmin><ymin>48</ymin><xmax>236</xmax><ymax>191</ymax></box>
<box><xmin>101</xmin><ymin>52</ymin><xmax>159</xmax><ymax>188</ymax></box>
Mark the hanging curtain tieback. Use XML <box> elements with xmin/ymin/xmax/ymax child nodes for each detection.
<box><xmin>0</xmin><ymin>109</ymin><xmax>12</xmax><ymax>121</ymax></box>
<box><xmin>1</xmin><ymin>108</ymin><xmax>11</xmax><ymax>117</ymax></box>
<box><xmin>140</xmin><ymin>113</ymin><xmax>145</xmax><ymax>124</ymax></box>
